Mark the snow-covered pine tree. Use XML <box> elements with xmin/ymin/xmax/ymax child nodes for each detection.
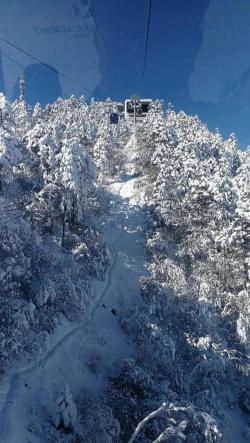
<box><xmin>93</xmin><ymin>118</ymin><xmax>118</xmax><ymax>181</ymax></box>
<box><xmin>0</xmin><ymin>94</ymin><xmax>21</xmax><ymax>191</ymax></box>
<box><xmin>11</xmin><ymin>75</ymin><xmax>31</xmax><ymax>140</ymax></box>
<box><xmin>55</xmin><ymin>385</ymin><xmax>78</xmax><ymax>434</ymax></box>
<box><xmin>32</xmin><ymin>102</ymin><xmax>43</xmax><ymax>125</ymax></box>
<box><xmin>57</xmin><ymin>125</ymin><xmax>95</xmax><ymax>243</ymax></box>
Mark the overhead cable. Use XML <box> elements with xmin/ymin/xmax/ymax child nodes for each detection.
<box><xmin>0</xmin><ymin>35</ymin><xmax>92</xmax><ymax>95</ymax></box>
<box><xmin>142</xmin><ymin>0</ymin><xmax>153</xmax><ymax>78</ymax></box>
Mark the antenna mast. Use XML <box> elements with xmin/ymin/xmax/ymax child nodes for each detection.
<box><xmin>19</xmin><ymin>73</ymin><xmax>25</xmax><ymax>101</ymax></box>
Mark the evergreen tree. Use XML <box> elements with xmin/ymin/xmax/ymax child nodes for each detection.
<box><xmin>93</xmin><ymin>118</ymin><xmax>118</xmax><ymax>180</ymax></box>
<box><xmin>11</xmin><ymin>74</ymin><xmax>32</xmax><ymax>139</ymax></box>
<box><xmin>55</xmin><ymin>385</ymin><xmax>78</xmax><ymax>434</ymax></box>
<box><xmin>0</xmin><ymin>94</ymin><xmax>21</xmax><ymax>191</ymax></box>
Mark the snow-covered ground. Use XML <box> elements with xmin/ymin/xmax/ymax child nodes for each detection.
<box><xmin>0</xmin><ymin>146</ymin><xmax>146</xmax><ymax>442</ymax></box>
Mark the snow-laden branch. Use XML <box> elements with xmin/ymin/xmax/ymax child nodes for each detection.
<box><xmin>128</xmin><ymin>402</ymin><xmax>166</xmax><ymax>443</ymax></box>
<box><xmin>152</xmin><ymin>421</ymin><xmax>187</xmax><ymax>442</ymax></box>
<box><xmin>128</xmin><ymin>403</ymin><xmax>192</xmax><ymax>443</ymax></box>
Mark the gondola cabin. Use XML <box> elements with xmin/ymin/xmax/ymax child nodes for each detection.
<box><xmin>109</xmin><ymin>103</ymin><xmax>125</xmax><ymax>124</ymax></box>
<box><xmin>110</xmin><ymin>112</ymin><xmax>119</xmax><ymax>124</ymax></box>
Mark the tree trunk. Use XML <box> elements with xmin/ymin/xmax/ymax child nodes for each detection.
<box><xmin>62</xmin><ymin>201</ymin><xmax>67</xmax><ymax>247</ymax></box>
<box><xmin>70</xmin><ymin>194</ymin><xmax>77</xmax><ymax>226</ymax></box>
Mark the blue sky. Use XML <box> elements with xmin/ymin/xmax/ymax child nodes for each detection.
<box><xmin>0</xmin><ymin>0</ymin><xmax>250</xmax><ymax>148</ymax></box>
<box><xmin>93</xmin><ymin>0</ymin><xmax>208</xmax><ymax>104</ymax></box>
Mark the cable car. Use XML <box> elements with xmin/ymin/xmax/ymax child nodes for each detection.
<box><xmin>125</xmin><ymin>98</ymin><xmax>152</xmax><ymax>122</ymax></box>
<box><xmin>110</xmin><ymin>112</ymin><xmax>119</xmax><ymax>124</ymax></box>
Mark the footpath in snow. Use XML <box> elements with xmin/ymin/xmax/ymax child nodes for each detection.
<box><xmin>0</xmin><ymin>147</ymin><xmax>146</xmax><ymax>443</ymax></box>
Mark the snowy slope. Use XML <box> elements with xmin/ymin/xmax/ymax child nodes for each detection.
<box><xmin>0</xmin><ymin>142</ymin><xmax>146</xmax><ymax>443</ymax></box>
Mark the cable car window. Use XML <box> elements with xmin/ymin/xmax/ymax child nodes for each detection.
<box><xmin>110</xmin><ymin>113</ymin><xmax>119</xmax><ymax>124</ymax></box>
<box><xmin>126</xmin><ymin>102</ymin><xmax>135</xmax><ymax>114</ymax></box>
<box><xmin>141</xmin><ymin>103</ymin><xmax>150</xmax><ymax>113</ymax></box>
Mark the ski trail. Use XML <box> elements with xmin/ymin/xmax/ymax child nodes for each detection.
<box><xmin>39</xmin><ymin>224</ymin><xmax>124</xmax><ymax>370</ymax></box>
<box><xmin>0</xmin><ymin>159</ymin><xmax>145</xmax><ymax>442</ymax></box>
